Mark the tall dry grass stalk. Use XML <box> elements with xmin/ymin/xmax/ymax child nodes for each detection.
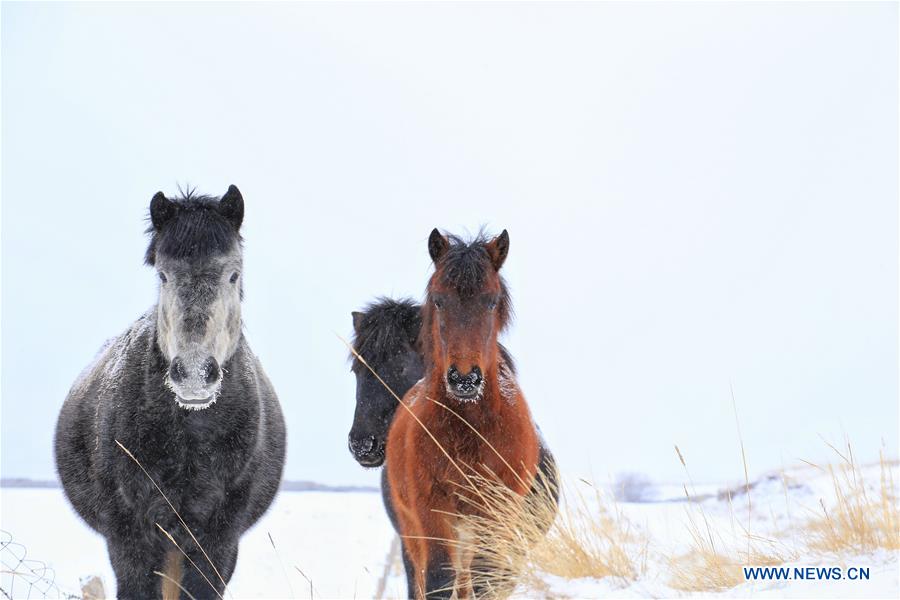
<box><xmin>667</xmin><ymin>518</ymin><xmax>791</xmax><ymax>592</ymax></box>
<box><xmin>447</xmin><ymin>467</ymin><xmax>647</xmax><ymax>598</ymax></box>
<box><xmin>668</xmin><ymin>445</ymin><xmax>794</xmax><ymax>592</ymax></box>
<box><xmin>802</xmin><ymin>441</ymin><xmax>899</xmax><ymax>554</ymax></box>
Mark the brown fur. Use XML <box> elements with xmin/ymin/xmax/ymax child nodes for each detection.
<box><xmin>386</xmin><ymin>230</ymin><xmax>540</xmax><ymax>598</ymax></box>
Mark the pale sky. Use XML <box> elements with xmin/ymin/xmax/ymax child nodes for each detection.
<box><xmin>2</xmin><ymin>2</ymin><xmax>897</xmax><ymax>489</ymax></box>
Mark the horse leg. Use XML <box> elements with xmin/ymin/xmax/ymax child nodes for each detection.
<box><xmin>179</xmin><ymin>539</ymin><xmax>239</xmax><ymax>600</ymax></box>
<box><xmin>107</xmin><ymin>537</ymin><xmax>165</xmax><ymax>600</ymax></box>
<box><xmin>470</xmin><ymin>552</ymin><xmax>517</xmax><ymax>600</ymax></box>
<box><xmin>452</xmin><ymin>523</ymin><xmax>475</xmax><ymax>599</ymax></box>
<box><xmin>420</xmin><ymin>515</ymin><xmax>458</xmax><ymax>600</ymax></box>
<box><xmin>398</xmin><ymin>540</ymin><xmax>418</xmax><ymax>600</ymax></box>
<box><xmin>465</xmin><ymin>450</ymin><xmax>556</xmax><ymax>599</ymax></box>
<box><xmin>533</xmin><ymin>442</ymin><xmax>560</xmax><ymax>535</ymax></box>
<box><xmin>383</xmin><ymin>470</ymin><xmax>418</xmax><ymax>599</ymax></box>
<box><xmin>422</xmin><ymin>542</ymin><xmax>455</xmax><ymax>600</ymax></box>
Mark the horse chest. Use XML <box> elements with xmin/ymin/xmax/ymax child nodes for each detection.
<box><xmin>111</xmin><ymin>409</ymin><xmax>254</xmax><ymax>518</ymax></box>
<box><xmin>422</xmin><ymin>412</ymin><xmax>506</xmax><ymax>478</ymax></box>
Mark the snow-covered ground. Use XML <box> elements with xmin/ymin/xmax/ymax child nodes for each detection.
<box><xmin>1</xmin><ymin>461</ymin><xmax>897</xmax><ymax>599</ymax></box>
<box><xmin>521</xmin><ymin>461</ymin><xmax>900</xmax><ymax>599</ymax></box>
<box><xmin>1</xmin><ymin>489</ymin><xmax>396</xmax><ymax>599</ymax></box>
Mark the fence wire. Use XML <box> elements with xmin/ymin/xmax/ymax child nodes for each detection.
<box><xmin>0</xmin><ymin>530</ymin><xmax>79</xmax><ymax>600</ymax></box>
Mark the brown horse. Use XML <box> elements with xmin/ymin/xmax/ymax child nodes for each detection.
<box><xmin>385</xmin><ymin>229</ymin><xmax>541</xmax><ymax>599</ymax></box>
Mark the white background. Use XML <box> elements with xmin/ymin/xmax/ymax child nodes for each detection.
<box><xmin>2</xmin><ymin>2</ymin><xmax>897</xmax><ymax>488</ymax></box>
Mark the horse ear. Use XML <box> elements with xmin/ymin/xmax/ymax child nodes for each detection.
<box><xmin>486</xmin><ymin>229</ymin><xmax>510</xmax><ymax>270</ymax></box>
<box><xmin>351</xmin><ymin>311</ymin><xmax>365</xmax><ymax>333</ymax></box>
<box><xmin>150</xmin><ymin>192</ymin><xmax>176</xmax><ymax>230</ymax></box>
<box><xmin>428</xmin><ymin>228</ymin><xmax>449</xmax><ymax>263</ymax></box>
<box><xmin>219</xmin><ymin>185</ymin><xmax>244</xmax><ymax>230</ymax></box>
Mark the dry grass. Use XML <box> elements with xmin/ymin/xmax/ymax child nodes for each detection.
<box><xmin>667</xmin><ymin>445</ymin><xmax>794</xmax><ymax>592</ymax></box>
<box><xmin>802</xmin><ymin>441</ymin><xmax>900</xmax><ymax>554</ymax></box>
<box><xmin>447</xmin><ymin>466</ymin><xmax>647</xmax><ymax>598</ymax></box>
<box><xmin>667</xmin><ymin>439</ymin><xmax>899</xmax><ymax>592</ymax></box>
<box><xmin>668</xmin><ymin>508</ymin><xmax>793</xmax><ymax>593</ymax></box>
<box><xmin>346</xmin><ymin>340</ymin><xmax>898</xmax><ymax>595</ymax></box>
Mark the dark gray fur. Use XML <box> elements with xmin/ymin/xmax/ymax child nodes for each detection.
<box><xmin>54</xmin><ymin>186</ymin><xmax>285</xmax><ymax>600</ymax></box>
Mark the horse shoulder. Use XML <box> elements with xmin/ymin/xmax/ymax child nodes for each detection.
<box><xmin>387</xmin><ymin>379</ymin><xmax>431</xmax><ymax>501</ymax></box>
<box><xmin>489</xmin><ymin>389</ymin><xmax>541</xmax><ymax>494</ymax></box>
<box><xmin>510</xmin><ymin>391</ymin><xmax>539</xmax><ymax>454</ymax></box>
<box><xmin>231</xmin><ymin>345</ymin><xmax>286</xmax><ymax>510</ymax></box>
<box><xmin>405</xmin><ymin>378</ymin><xmax>426</xmax><ymax>407</ymax></box>
<box><xmin>60</xmin><ymin>313</ymin><xmax>156</xmax><ymax>445</ymax></box>
<box><xmin>242</xmin><ymin>345</ymin><xmax>284</xmax><ymax>437</ymax></box>
<box><xmin>385</xmin><ymin>420</ymin><xmax>412</xmax><ymax>521</ymax></box>
<box><xmin>497</xmin><ymin>357</ymin><xmax>521</xmax><ymax>406</ymax></box>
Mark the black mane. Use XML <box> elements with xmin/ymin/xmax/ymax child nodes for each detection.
<box><xmin>350</xmin><ymin>297</ymin><xmax>517</xmax><ymax>375</ymax></box>
<box><xmin>434</xmin><ymin>232</ymin><xmax>513</xmax><ymax>330</ymax></box>
<box><xmin>144</xmin><ymin>189</ymin><xmax>242</xmax><ymax>265</ymax></box>
<box><xmin>351</xmin><ymin>297</ymin><xmax>421</xmax><ymax>373</ymax></box>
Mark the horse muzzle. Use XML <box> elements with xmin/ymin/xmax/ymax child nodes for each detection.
<box><xmin>168</xmin><ymin>355</ymin><xmax>222</xmax><ymax>409</ymax></box>
<box><xmin>348</xmin><ymin>434</ymin><xmax>385</xmax><ymax>468</ymax></box>
<box><xmin>446</xmin><ymin>365</ymin><xmax>484</xmax><ymax>400</ymax></box>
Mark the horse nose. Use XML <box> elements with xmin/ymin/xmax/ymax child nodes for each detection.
<box><xmin>351</xmin><ymin>436</ymin><xmax>376</xmax><ymax>454</ymax></box>
<box><xmin>348</xmin><ymin>435</ymin><xmax>380</xmax><ymax>461</ymax></box>
<box><xmin>169</xmin><ymin>356</ymin><xmax>188</xmax><ymax>383</ymax></box>
<box><xmin>203</xmin><ymin>357</ymin><xmax>221</xmax><ymax>385</ymax></box>
<box><xmin>447</xmin><ymin>365</ymin><xmax>483</xmax><ymax>393</ymax></box>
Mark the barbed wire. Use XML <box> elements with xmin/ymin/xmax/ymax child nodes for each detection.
<box><xmin>0</xmin><ymin>530</ymin><xmax>79</xmax><ymax>600</ymax></box>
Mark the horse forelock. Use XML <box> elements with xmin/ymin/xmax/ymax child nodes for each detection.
<box><xmin>144</xmin><ymin>190</ymin><xmax>243</xmax><ymax>266</ymax></box>
<box><xmin>427</xmin><ymin>233</ymin><xmax>512</xmax><ymax>327</ymax></box>
<box><xmin>418</xmin><ymin>233</ymin><xmax>513</xmax><ymax>372</ymax></box>
<box><xmin>350</xmin><ymin>298</ymin><xmax>421</xmax><ymax>373</ymax></box>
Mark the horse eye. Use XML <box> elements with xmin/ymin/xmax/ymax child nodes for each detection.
<box><xmin>229</xmin><ymin>272</ymin><xmax>240</xmax><ymax>284</ymax></box>
<box><xmin>433</xmin><ymin>298</ymin><xmax>443</xmax><ymax>309</ymax></box>
<box><xmin>158</xmin><ymin>272</ymin><xmax>168</xmax><ymax>284</ymax></box>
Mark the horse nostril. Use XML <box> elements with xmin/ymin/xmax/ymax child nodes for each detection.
<box><xmin>350</xmin><ymin>435</ymin><xmax>377</xmax><ymax>455</ymax></box>
<box><xmin>203</xmin><ymin>357</ymin><xmax>221</xmax><ymax>385</ymax></box>
<box><xmin>468</xmin><ymin>366</ymin><xmax>483</xmax><ymax>386</ymax></box>
<box><xmin>447</xmin><ymin>366</ymin><xmax>460</xmax><ymax>383</ymax></box>
<box><xmin>169</xmin><ymin>357</ymin><xmax>187</xmax><ymax>383</ymax></box>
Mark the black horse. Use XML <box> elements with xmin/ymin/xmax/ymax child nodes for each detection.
<box><xmin>55</xmin><ymin>186</ymin><xmax>286</xmax><ymax>600</ymax></box>
<box><xmin>349</xmin><ymin>297</ymin><xmax>559</xmax><ymax>598</ymax></box>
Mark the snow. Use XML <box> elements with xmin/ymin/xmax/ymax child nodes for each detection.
<box><xmin>520</xmin><ymin>462</ymin><xmax>899</xmax><ymax>599</ymax></box>
<box><xmin>1</xmin><ymin>489</ymin><xmax>396</xmax><ymax>599</ymax></box>
<box><xmin>538</xmin><ymin>558</ymin><xmax>900</xmax><ymax>600</ymax></box>
<box><xmin>2</xmin><ymin>462</ymin><xmax>897</xmax><ymax>599</ymax></box>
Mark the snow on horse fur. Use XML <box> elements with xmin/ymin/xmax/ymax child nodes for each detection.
<box><xmin>54</xmin><ymin>186</ymin><xmax>285</xmax><ymax>600</ymax></box>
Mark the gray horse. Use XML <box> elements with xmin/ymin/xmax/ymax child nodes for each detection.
<box><xmin>54</xmin><ymin>186</ymin><xmax>285</xmax><ymax>600</ymax></box>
